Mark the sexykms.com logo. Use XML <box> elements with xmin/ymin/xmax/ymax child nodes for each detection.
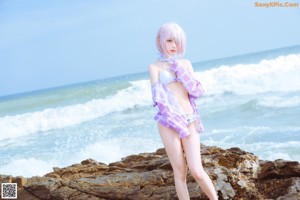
<box><xmin>255</xmin><ymin>2</ymin><xmax>299</xmax><ymax>8</ymax></box>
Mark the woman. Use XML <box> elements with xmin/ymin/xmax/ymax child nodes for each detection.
<box><xmin>148</xmin><ymin>22</ymin><xmax>218</xmax><ymax>200</ymax></box>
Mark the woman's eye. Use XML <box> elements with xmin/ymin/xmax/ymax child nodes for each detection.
<box><xmin>167</xmin><ymin>39</ymin><xmax>172</xmax><ymax>42</ymax></box>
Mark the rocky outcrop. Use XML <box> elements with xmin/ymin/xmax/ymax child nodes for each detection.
<box><xmin>0</xmin><ymin>145</ymin><xmax>299</xmax><ymax>200</ymax></box>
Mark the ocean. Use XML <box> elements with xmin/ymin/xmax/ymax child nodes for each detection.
<box><xmin>0</xmin><ymin>45</ymin><xmax>299</xmax><ymax>178</ymax></box>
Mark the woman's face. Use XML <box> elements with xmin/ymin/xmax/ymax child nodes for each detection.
<box><xmin>165</xmin><ymin>38</ymin><xmax>177</xmax><ymax>57</ymax></box>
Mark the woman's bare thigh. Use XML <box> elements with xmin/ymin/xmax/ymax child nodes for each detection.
<box><xmin>158</xmin><ymin>123</ymin><xmax>187</xmax><ymax>172</ymax></box>
<box><xmin>181</xmin><ymin>122</ymin><xmax>203</xmax><ymax>172</ymax></box>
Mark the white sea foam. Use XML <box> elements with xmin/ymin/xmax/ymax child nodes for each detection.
<box><xmin>77</xmin><ymin>141</ymin><xmax>124</xmax><ymax>164</ymax></box>
<box><xmin>0</xmin><ymin>158</ymin><xmax>55</xmax><ymax>177</ymax></box>
<box><xmin>76</xmin><ymin>137</ymin><xmax>162</xmax><ymax>165</ymax></box>
<box><xmin>202</xmin><ymin>126</ymin><xmax>300</xmax><ymax>162</ymax></box>
<box><xmin>0</xmin><ymin>80</ymin><xmax>152</xmax><ymax>140</ymax></box>
<box><xmin>1</xmin><ymin>54</ymin><xmax>299</xmax><ymax>140</ymax></box>
<box><xmin>0</xmin><ymin>136</ymin><xmax>162</xmax><ymax>177</ymax></box>
<box><xmin>257</xmin><ymin>95</ymin><xmax>300</xmax><ymax>108</ymax></box>
<box><xmin>203</xmin><ymin>139</ymin><xmax>300</xmax><ymax>162</ymax></box>
<box><xmin>196</xmin><ymin>54</ymin><xmax>300</xmax><ymax>95</ymax></box>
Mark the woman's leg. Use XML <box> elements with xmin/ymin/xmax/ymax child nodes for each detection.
<box><xmin>158</xmin><ymin>123</ymin><xmax>189</xmax><ymax>200</ymax></box>
<box><xmin>181</xmin><ymin>124</ymin><xmax>218</xmax><ymax>200</ymax></box>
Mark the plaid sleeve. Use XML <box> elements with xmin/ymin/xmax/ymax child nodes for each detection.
<box><xmin>151</xmin><ymin>82</ymin><xmax>191</xmax><ymax>138</ymax></box>
<box><xmin>172</xmin><ymin>62</ymin><xmax>205</xmax><ymax>98</ymax></box>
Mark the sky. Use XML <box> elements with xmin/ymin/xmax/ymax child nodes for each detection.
<box><xmin>0</xmin><ymin>0</ymin><xmax>300</xmax><ymax>97</ymax></box>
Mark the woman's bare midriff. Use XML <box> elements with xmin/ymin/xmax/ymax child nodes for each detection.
<box><xmin>167</xmin><ymin>81</ymin><xmax>193</xmax><ymax>114</ymax></box>
<box><xmin>156</xmin><ymin>62</ymin><xmax>193</xmax><ymax>114</ymax></box>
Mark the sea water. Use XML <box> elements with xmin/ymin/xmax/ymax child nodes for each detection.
<box><xmin>0</xmin><ymin>45</ymin><xmax>299</xmax><ymax>177</ymax></box>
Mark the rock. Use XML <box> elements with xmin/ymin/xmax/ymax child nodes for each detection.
<box><xmin>0</xmin><ymin>175</ymin><xmax>13</xmax><ymax>183</ymax></box>
<box><xmin>0</xmin><ymin>144</ymin><xmax>299</xmax><ymax>200</ymax></box>
<box><xmin>258</xmin><ymin>160</ymin><xmax>300</xmax><ymax>200</ymax></box>
<box><xmin>258</xmin><ymin>160</ymin><xmax>300</xmax><ymax>180</ymax></box>
<box><xmin>12</xmin><ymin>176</ymin><xmax>27</xmax><ymax>187</ymax></box>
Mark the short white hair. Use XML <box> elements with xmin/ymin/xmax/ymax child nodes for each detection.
<box><xmin>156</xmin><ymin>22</ymin><xmax>186</xmax><ymax>58</ymax></box>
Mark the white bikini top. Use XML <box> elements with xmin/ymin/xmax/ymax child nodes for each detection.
<box><xmin>159</xmin><ymin>68</ymin><xmax>176</xmax><ymax>85</ymax></box>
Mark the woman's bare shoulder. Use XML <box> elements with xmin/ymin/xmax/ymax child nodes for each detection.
<box><xmin>179</xmin><ymin>59</ymin><xmax>193</xmax><ymax>72</ymax></box>
<box><xmin>148</xmin><ymin>62</ymin><xmax>161</xmax><ymax>85</ymax></box>
<box><xmin>148</xmin><ymin>61</ymin><xmax>161</xmax><ymax>72</ymax></box>
<box><xmin>180</xmin><ymin>59</ymin><xmax>192</xmax><ymax>66</ymax></box>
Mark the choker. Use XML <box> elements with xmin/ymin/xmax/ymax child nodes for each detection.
<box><xmin>158</xmin><ymin>53</ymin><xmax>178</xmax><ymax>66</ymax></box>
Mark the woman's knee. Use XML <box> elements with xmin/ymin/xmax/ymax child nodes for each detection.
<box><xmin>189</xmin><ymin>168</ymin><xmax>205</xmax><ymax>182</ymax></box>
<box><xmin>173</xmin><ymin>166</ymin><xmax>187</xmax><ymax>180</ymax></box>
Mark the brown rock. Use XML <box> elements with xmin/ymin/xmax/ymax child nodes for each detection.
<box><xmin>24</xmin><ymin>176</ymin><xmax>62</xmax><ymax>199</ymax></box>
<box><xmin>155</xmin><ymin>148</ymin><xmax>167</xmax><ymax>155</ymax></box>
<box><xmin>258</xmin><ymin>159</ymin><xmax>300</xmax><ymax>180</ymax></box>
<box><xmin>1</xmin><ymin>144</ymin><xmax>299</xmax><ymax>200</ymax></box>
<box><xmin>258</xmin><ymin>159</ymin><xmax>300</xmax><ymax>199</ymax></box>
<box><xmin>81</xmin><ymin>159</ymin><xmax>98</xmax><ymax>165</ymax></box>
<box><xmin>0</xmin><ymin>175</ymin><xmax>13</xmax><ymax>183</ymax></box>
<box><xmin>17</xmin><ymin>188</ymin><xmax>40</xmax><ymax>200</ymax></box>
<box><xmin>12</xmin><ymin>176</ymin><xmax>27</xmax><ymax>187</ymax></box>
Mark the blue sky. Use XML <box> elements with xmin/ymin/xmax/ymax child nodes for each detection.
<box><xmin>1</xmin><ymin>0</ymin><xmax>299</xmax><ymax>97</ymax></box>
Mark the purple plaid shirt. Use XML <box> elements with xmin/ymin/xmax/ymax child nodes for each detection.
<box><xmin>152</xmin><ymin>59</ymin><xmax>205</xmax><ymax>138</ymax></box>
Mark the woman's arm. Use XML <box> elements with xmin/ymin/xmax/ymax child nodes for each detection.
<box><xmin>172</xmin><ymin>60</ymin><xmax>205</xmax><ymax>98</ymax></box>
<box><xmin>149</xmin><ymin>64</ymin><xmax>160</xmax><ymax>106</ymax></box>
<box><xmin>148</xmin><ymin>64</ymin><xmax>159</xmax><ymax>86</ymax></box>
